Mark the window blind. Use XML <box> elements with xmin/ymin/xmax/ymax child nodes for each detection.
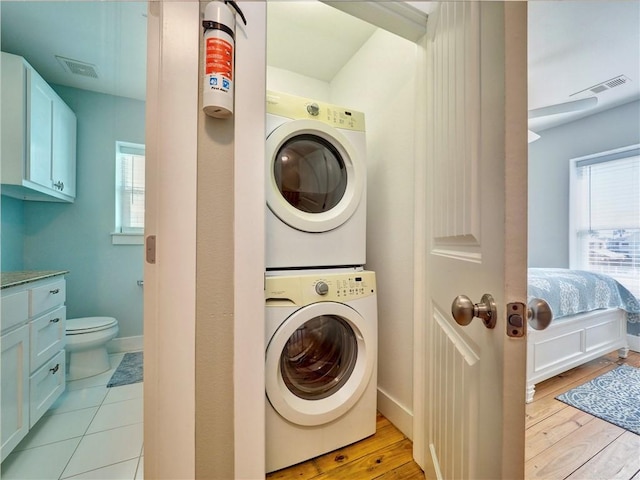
<box><xmin>573</xmin><ymin>152</ymin><xmax>640</xmax><ymax>298</ymax></box>
<box><xmin>116</xmin><ymin>142</ymin><xmax>145</xmax><ymax>233</ymax></box>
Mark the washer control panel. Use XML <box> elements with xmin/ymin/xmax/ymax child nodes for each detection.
<box><xmin>265</xmin><ymin>271</ymin><xmax>376</xmax><ymax>305</ymax></box>
<box><xmin>266</xmin><ymin>90</ymin><xmax>365</xmax><ymax>132</ymax></box>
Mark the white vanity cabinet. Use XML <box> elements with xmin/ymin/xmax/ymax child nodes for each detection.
<box><xmin>0</xmin><ymin>324</ymin><xmax>29</xmax><ymax>463</ymax></box>
<box><xmin>0</xmin><ymin>52</ymin><xmax>76</xmax><ymax>202</ymax></box>
<box><xmin>1</xmin><ymin>274</ymin><xmax>67</xmax><ymax>462</ymax></box>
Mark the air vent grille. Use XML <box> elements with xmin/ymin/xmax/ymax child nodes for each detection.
<box><xmin>571</xmin><ymin>75</ymin><xmax>631</xmax><ymax>97</ymax></box>
<box><xmin>55</xmin><ymin>55</ymin><xmax>99</xmax><ymax>79</ymax></box>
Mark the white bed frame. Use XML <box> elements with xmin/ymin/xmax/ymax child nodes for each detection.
<box><xmin>526</xmin><ymin>308</ymin><xmax>630</xmax><ymax>403</ymax></box>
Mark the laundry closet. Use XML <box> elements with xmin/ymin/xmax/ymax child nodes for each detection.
<box><xmin>265</xmin><ymin>1</ymin><xmax>421</xmax><ymax>445</ymax></box>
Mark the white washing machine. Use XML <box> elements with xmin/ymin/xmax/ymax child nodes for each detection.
<box><xmin>266</xmin><ymin>91</ymin><xmax>367</xmax><ymax>269</ymax></box>
<box><xmin>265</xmin><ymin>268</ymin><xmax>377</xmax><ymax>473</ymax></box>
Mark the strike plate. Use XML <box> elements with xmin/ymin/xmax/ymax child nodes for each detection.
<box><xmin>506</xmin><ymin>302</ymin><xmax>526</xmax><ymax>337</ymax></box>
<box><xmin>146</xmin><ymin>235</ymin><xmax>156</xmax><ymax>264</ymax></box>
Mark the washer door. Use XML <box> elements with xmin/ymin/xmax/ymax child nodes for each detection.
<box><xmin>266</xmin><ymin>302</ymin><xmax>375</xmax><ymax>426</ymax></box>
<box><xmin>266</xmin><ymin>120</ymin><xmax>365</xmax><ymax>233</ymax></box>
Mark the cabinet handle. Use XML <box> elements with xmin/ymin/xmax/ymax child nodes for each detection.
<box><xmin>49</xmin><ymin>364</ymin><xmax>60</xmax><ymax>374</ymax></box>
<box><xmin>50</xmin><ymin>317</ymin><xmax>60</xmax><ymax>323</ymax></box>
<box><xmin>50</xmin><ymin>288</ymin><xmax>60</xmax><ymax>294</ymax></box>
<box><xmin>53</xmin><ymin>180</ymin><xmax>65</xmax><ymax>191</ymax></box>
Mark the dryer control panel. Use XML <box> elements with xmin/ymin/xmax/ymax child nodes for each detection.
<box><xmin>266</xmin><ymin>90</ymin><xmax>365</xmax><ymax>132</ymax></box>
<box><xmin>265</xmin><ymin>271</ymin><xmax>376</xmax><ymax>306</ymax></box>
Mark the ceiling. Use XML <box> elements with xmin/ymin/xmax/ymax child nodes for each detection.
<box><xmin>1</xmin><ymin>1</ymin><xmax>147</xmax><ymax>101</ymax></box>
<box><xmin>1</xmin><ymin>1</ymin><xmax>639</xmax><ymax>132</ymax></box>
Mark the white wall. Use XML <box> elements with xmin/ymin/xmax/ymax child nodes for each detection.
<box><xmin>267</xmin><ymin>66</ymin><xmax>330</xmax><ymax>100</ymax></box>
<box><xmin>330</xmin><ymin>29</ymin><xmax>417</xmax><ymax>437</ymax></box>
<box><xmin>267</xmin><ymin>28</ymin><xmax>417</xmax><ymax>438</ymax></box>
<box><xmin>528</xmin><ymin>100</ymin><xmax>640</xmax><ymax>267</ymax></box>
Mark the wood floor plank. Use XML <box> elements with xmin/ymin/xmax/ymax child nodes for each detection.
<box><xmin>312</xmin><ymin>439</ymin><xmax>414</xmax><ymax>480</ymax></box>
<box><xmin>313</xmin><ymin>424</ymin><xmax>405</xmax><ymax>474</ymax></box>
<box><xmin>525</xmin><ymin>418</ymin><xmax>625</xmax><ymax>480</ymax></box>
<box><xmin>532</xmin><ymin>356</ymin><xmax>616</xmax><ymax>400</ymax></box>
<box><xmin>565</xmin><ymin>431</ymin><xmax>640</xmax><ymax>480</ymax></box>
<box><xmin>526</xmin><ymin>362</ymin><xmax>620</xmax><ymax>428</ymax></box>
<box><xmin>266</xmin><ymin>459</ymin><xmax>322</xmax><ymax>480</ymax></box>
<box><xmin>526</xmin><ymin>395</ymin><xmax>571</xmax><ymax>429</ymax></box>
<box><xmin>373</xmin><ymin>460</ymin><xmax>426</xmax><ymax>479</ymax></box>
<box><xmin>525</xmin><ymin>405</ymin><xmax>595</xmax><ymax>461</ymax></box>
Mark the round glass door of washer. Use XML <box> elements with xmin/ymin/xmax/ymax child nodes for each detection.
<box><xmin>265</xmin><ymin>302</ymin><xmax>375</xmax><ymax>426</ymax></box>
<box><xmin>266</xmin><ymin>120</ymin><xmax>365</xmax><ymax>233</ymax></box>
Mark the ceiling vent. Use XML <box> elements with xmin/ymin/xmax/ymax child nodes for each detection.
<box><xmin>571</xmin><ymin>75</ymin><xmax>631</xmax><ymax>97</ymax></box>
<box><xmin>55</xmin><ymin>55</ymin><xmax>99</xmax><ymax>79</ymax></box>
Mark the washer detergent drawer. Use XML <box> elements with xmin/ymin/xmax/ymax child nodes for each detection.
<box><xmin>30</xmin><ymin>306</ymin><xmax>66</xmax><ymax>372</ymax></box>
<box><xmin>30</xmin><ymin>279</ymin><xmax>65</xmax><ymax>318</ymax></box>
<box><xmin>29</xmin><ymin>349</ymin><xmax>65</xmax><ymax>428</ymax></box>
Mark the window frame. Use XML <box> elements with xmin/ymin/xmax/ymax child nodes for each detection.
<box><xmin>569</xmin><ymin>143</ymin><xmax>640</xmax><ymax>296</ymax></box>
<box><xmin>112</xmin><ymin>141</ymin><xmax>146</xmax><ymax>245</ymax></box>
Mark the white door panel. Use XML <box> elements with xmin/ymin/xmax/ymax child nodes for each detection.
<box><xmin>422</xmin><ymin>2</ymin><xmax>528</xmax><ymax>478</ymax></box>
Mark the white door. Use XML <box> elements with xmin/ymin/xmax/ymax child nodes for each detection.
<box><xmin>418</xmin><ymin>2</ymin><xmax>528</xmax><ymax>479</ymax></box>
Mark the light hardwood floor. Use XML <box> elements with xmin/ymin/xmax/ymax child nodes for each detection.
<box><xmin>266</xmin><ymin>413</ymin><xmax>426</xmax><ymax>480</ymax></box>
<box><xmin>525</xmin><ymin>350</ymin><xmax>640</xmax><ymax>480</ymax></box>
<box><xmin>268</xmin><ymin>350</ymin><xmax>640</xmax><ymax>480</ymax></box>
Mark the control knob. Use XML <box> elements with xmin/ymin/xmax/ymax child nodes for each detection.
<box><xmin>315</xmin><ymin>281</ymin><xmax>329</xmax><ymax>296</ymax></box>
<box><xmin>306</xmin><ymin>103</ymin><xmax>320</xmax><ymax>116</ymax></box>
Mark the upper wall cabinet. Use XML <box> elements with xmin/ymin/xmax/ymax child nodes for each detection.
<box><xmin>1</xmin><ymin>52</ymin><xmax>77</xmax><ymax>202</ymax></box>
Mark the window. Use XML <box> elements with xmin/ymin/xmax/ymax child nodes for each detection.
<box><xmin>570</xmin><ymin>144</ymin><xmax>640</xmax><ymax>298</ymax></box>
<box><xmin>114</xmin><ymin>142</ymin><xmax>145</xmax><ymax>244</ymax></box>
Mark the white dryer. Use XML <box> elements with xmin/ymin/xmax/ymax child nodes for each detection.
<box><xmin>266</xmin><ymin>91</ymin><xmax>367</xmax><ymax>269</ymax></box>
<box><xmin>265</xmin><ymin>269</ymin><xmax>377</xmax><ymax>473</ymax></box>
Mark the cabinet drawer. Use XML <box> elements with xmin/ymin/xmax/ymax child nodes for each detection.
<box><xmin>1</xmin><ymin>290</ymin><xmax>29</xmax><ymax>334</ymax></box>
<box><xmin>1</xmin><ymin>324</ymin><xmax>29</xmax><ymax>462</ymax></box>
<box><xmin>29</xmin><ymin>349</ymin><xmax>65</xmax><ymax>428</ymax></box>
<box><xmin>30</xmin><ymin>306</ymin><xmax>66</xmax><ymax>372</ymax></box>
<box><xmin>30</xmin><ymin>279</ymin><xmax>65</xmax><ymax>317</ymax></box>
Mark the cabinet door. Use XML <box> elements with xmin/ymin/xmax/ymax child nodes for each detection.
<box><xmin>29</xmin><ymin>349</ymin><xmax>65</xmax><ymax>428</ymax></box>
<box><xmin>30</xmin><ymin>306</ymin><xmax>66</xmax><ymax>373</ymax></box>
<box><xmin>52</xmin><ymin>99</ymin><xmax>77</xmax><ymax>198</ymax></box>
<box><xmin>1</xmin><ymin>325</ymin><xmax>29</xmax><ymax>462</ymax></box>
<box><xmin>27</xmin><ymin>69</ymin><xmax>54</xmax><ymax>189</ymax></box>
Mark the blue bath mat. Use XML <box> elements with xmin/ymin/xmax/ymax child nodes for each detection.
<box><xmin>107</xmin><ymin>351</ymin><xmax>143</xmax><ymax>388</ymax></box>
<box><xmin>556</xmin><ymin>364</ymin><xmax>640</xmax><ymax>435</ymax></box>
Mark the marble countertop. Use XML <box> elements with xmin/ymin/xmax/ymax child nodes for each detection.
<box><xmin>1</xmin><ymin>270</ymin><xmax>68</xmax><ymax>289</ymax></box>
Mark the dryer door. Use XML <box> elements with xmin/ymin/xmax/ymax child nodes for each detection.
<box><xmin>266</xmin><ymin>302</ymin><xmax>375</xmax><ymax>426</ymax></box>
<box><xmin>266</xmin><ymin>120</ymin><xmax>365</xmax><ymax>233</ymax></box>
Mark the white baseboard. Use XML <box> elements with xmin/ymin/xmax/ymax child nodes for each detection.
<box><xmin>107</xmin><ymin>335</ymin><xmax>143</xmax><ymax>354</ymax></box>
<box><xmin>627</xmin><ymin>334</ymin><xmax>640</xmax><ymax>353</ymax></box>
<box><xmin>377</xmin><ymin>387</ymin><xmax>413</xmax><ymax>440</ymax></box>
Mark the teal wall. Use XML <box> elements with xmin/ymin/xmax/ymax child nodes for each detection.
<box><xmin>1</xmin><ymin>196</ymin><xmax>25</xmax><ymax>271</ymax></box>
<box><xmin>3</xmin><ymin>86</ymin><xmax>145</xmax><ymax>338</ymax></box>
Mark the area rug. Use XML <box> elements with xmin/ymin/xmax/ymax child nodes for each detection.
<box><xmin>107</xmin><ymin>351</ymin><xmax>143</xmax><ymax>388</ymax></box>
<box><xmin>556</xmin><ymin>364</ymin><xmax>640</xmax><ymax>435</ymax></box>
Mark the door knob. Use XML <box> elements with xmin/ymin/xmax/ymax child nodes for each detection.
<box><xmin>527</xmin><ymin>298</ymin><xmax>553</xmax><ymax>330</ymax></box>
<box><xmin>451</xmin><ymin>294</ymin><xmax>497</xmax><ymax>329</ymax></box>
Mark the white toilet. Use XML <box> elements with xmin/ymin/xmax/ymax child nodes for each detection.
<box><xmin>65</xmin><ymin>317</ymin><xmax>119</xmax><ymax>380</ymax></box>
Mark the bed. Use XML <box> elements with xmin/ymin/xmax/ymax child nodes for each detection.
<box><xmin>526</xmin><ymin>268</ymin><xmax>640</xmax><ymax>403</ymax></box>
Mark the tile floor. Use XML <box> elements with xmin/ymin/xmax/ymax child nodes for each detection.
<box><xmin>1</xmin><ymin>352</ymin><xmax>144</xmax><ymax>480</ymax></box>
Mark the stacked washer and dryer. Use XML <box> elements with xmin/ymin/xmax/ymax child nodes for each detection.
<box><xmin>264</xmin><ymin>91</ymin><xmax>378</xmax><ymax>473</ymax></box>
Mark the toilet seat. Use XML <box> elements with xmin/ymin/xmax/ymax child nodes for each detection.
<box><xmin>66</xmin><ymin>317</ymin><xmax>118</xmax><ymax>335</ymax></box>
